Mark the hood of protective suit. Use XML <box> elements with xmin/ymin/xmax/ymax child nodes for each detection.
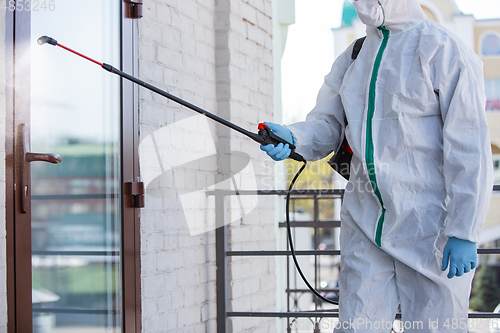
<box><xmin>352</xmin><ymin>0</ymin><xmax>426</xmax><ymax>32</ymax></box>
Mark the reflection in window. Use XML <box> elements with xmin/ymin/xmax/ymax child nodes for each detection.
<box><xmin>482</xmin><ymin>33</ymin><xmax>500</xmax><ymax>56</ymax></box>
<box><xmin>485</xmin><ymin>79</ymin><xmax>500</xmax><ymax>111</ymax></box>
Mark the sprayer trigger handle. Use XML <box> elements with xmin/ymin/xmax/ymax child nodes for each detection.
<box><xmin>257</xmin><ymin>123</ymin><xmax>305</xmax><ymax>162</ymax></box>
<box><xmin>257</xmin><ymin>123</ymin><xmax>296</xmax><ymax>150</ymax></box>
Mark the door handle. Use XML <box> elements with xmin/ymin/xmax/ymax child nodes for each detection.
<box><xmin>26</xmin><ymin>153</ymin><xmax>62</xmax><ymax>164</ymax></box>
<box><xmin>19</xmin><ymin>123</ymin><xmax>62</xmax><ymax>213</ymax></box>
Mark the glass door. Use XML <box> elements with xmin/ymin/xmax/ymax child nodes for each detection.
<box><xmin>30</xmin><ymin>1</ymin><xmax>122</xmax><ymax>331</ymax></box>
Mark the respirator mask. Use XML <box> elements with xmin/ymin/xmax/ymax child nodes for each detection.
<box><xmin>351</xmin><ymin>0</ymin><xmax>385</xmax><ymax>27</ymax></box>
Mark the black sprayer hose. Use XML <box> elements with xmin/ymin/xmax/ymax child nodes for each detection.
<box><xmin>287</xmin><ymin>161</ymin><xmax>339</xmax><ymax>305</ymax></box>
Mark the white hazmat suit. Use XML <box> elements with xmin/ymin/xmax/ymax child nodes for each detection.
<box><xmin>285</xmin><ymin>0</ymin><xmax>494</xmax><ymax>332</ymax></box>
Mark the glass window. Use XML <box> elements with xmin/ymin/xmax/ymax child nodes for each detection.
<box><xmin>31</xmin><ymin>1</ymin><xmax>122</xmax><ymax>331</ymax></box>
<box><xmin>482</xmin><ymin>33</ymin><xmax>500</xmax><ymax>56</ymax></box>
<box><xmin>485</xmin><ymin>79</ymin><xmax>500</xmax><ymax>111</ymax></box>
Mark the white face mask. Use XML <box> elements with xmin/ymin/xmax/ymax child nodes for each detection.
<box><xmin>352</xmin><ymin>0</ymin><xmax>385</xmax><ymax>28</ymax></box>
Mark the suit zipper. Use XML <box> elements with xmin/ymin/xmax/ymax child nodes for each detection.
<box><xmin>366</xmin><ymin>26</ymin><xmax>390</xmax><ymax>247</ymax></box>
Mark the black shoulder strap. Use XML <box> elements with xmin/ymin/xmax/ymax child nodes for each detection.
<box><xmin>343</xmin><ymin>36</ymin><xmax>366</xmax><ymax>127</ymax></box>
<box><xmin>351</xmin><ymin>36</ymin><xmax>366</xmax><ymax>60</ymax></box>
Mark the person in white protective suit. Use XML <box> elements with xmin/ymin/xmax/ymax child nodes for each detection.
<box><xmin>261</xmin><ymin>0</ymin><xmax>494</xmax><ymax>332</ymax></box>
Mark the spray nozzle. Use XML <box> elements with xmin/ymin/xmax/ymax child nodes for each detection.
<box><xmin>37</xmin><ymin>36</ymin><xmax>58</xmax><ymax>46</ymax></box>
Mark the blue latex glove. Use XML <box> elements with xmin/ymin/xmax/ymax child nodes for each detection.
<box><xmin>259</xmin><ymin>122</ymin><xmax>294</xmax><ymax>161</ymax></box>
<box><xmin>441</xmin><ymin>237</ymin><xmax>477</xmax><ymax>279</ymax></box>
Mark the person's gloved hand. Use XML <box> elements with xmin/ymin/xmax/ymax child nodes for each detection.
<box><xmin>441</xmin><ymin>237</ymin><xmax>477</xmax><ymax>279</ymax></box>
<box><xmin>260</xmin><ymin>122</ymin><xmax>294</xmax><ymax>161</ymax></box>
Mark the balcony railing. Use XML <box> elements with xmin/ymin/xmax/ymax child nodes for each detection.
<box><xmin>210</xmin><ymin>186</ymin><xmax>500</xmax><ymax>333</ymax></box>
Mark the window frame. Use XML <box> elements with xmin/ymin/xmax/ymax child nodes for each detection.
<box><xmin>5</xmin><ymin>4</ymin><xmax>141</xmax><ymax>332</ymax></box>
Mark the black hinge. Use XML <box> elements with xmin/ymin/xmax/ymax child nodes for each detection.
<box><xmin>125</xmin><ymin>0</ymin><xmax>143</xmax><ymax>19</ymax></box>
<box><xmin>126</xmin><ymin>181</ymin><xmax>145</xmax><ymax>208</ymax></box>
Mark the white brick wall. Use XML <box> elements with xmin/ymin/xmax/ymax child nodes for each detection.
<box><xmin>139</xmin><ymin>0</ymin><xmax>276</xmax><ymax>331</ymax></box>
<box><xmin>0</xmin><ymin>9</ymin><xmax>7</xmax><ymax>333</ymax></box>
<box><xmin>221</xmin><ymin>0</ymin><xmax>276</xmax><ymax>329</ymax></box>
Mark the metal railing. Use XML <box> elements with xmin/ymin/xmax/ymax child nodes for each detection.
<box><xmin>210</xmin><ymin>186</ymin><xmax>500</xmax><ymax>333</ymax></box>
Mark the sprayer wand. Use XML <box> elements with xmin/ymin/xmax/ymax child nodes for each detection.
<box><xmin>37</xmin><ymin>36</ymin><xmax>305</xmax><ymax>163</ymax></box>
<box><xmin>37</xmin><ymin>36</ymin><xmax>340</xmax><ymax>305</ymax></box>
